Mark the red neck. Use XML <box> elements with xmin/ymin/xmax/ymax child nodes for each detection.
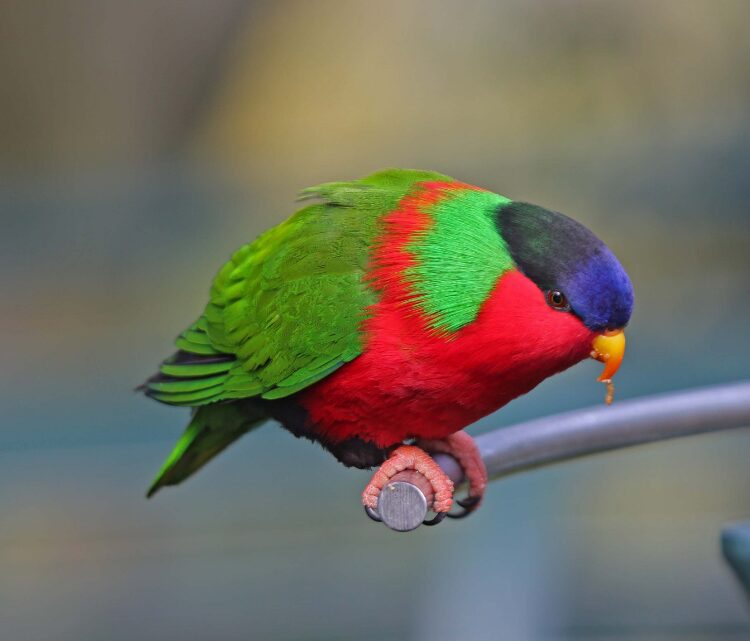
<box><xmin>446</xmin><ymin>269</ymin><xmax>596</xmax><ymax>405</ymax></box>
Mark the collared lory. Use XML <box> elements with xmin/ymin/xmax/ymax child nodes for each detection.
<box><xmin>141</xmin><ymin>169</ymin><xmax>633</xmax><ymax>520</ymax></box>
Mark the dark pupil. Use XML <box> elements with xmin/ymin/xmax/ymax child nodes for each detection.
<box><xmin>552</xmin><ymin>292</ymin><xmax>563</xmax><ymax>305</ymax></box>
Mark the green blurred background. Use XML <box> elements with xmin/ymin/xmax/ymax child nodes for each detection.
<box><xmin>1</xmin><ymin>1</ymin><xmax>749</xmax><ymax>639</ymax></box>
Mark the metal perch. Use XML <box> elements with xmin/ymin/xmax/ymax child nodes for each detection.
<box><xmin>371</xmin><ymin>380</ymin><xmax>750</xmax><ymax>532</ymax></box>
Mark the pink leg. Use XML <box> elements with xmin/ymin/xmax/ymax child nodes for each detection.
<box><xmin>417</xmin><ymin>431</ymin><xmax>487</xmax><ymax>511</ymax></box>
<box><xmin>362</xmin><ymin>445</ymin><xmax>455</xmax><ymax>513</ymax></box>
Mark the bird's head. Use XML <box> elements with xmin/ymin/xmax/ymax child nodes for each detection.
<box><xmin>496</xmin><ymin>201</ymin><xmax>634</xmax><ymax>400</ymax></box>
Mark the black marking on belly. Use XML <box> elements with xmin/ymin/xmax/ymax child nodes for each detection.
<box><xmin>252</xmin><ymin>396</ymin><xmax>388</xmax><ymax>469</ymax></box>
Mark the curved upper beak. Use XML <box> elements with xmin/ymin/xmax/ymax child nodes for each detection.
<box><xmin>590</xmin><ymin>329</ymin><xmax>626</xmax><ymax>382</ymax></box>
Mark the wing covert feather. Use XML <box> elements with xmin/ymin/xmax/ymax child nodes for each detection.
<box><xmin>144</xmin><ymin>169</ymin><xmax>452</xmax><ymax>405</ymax></box>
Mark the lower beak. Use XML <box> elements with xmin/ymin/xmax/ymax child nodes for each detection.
<box><xmin>590</xmin><ymin>329</ymin><xmax>626</xmax><ymax>382</ymax></box>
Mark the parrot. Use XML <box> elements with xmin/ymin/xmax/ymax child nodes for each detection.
<box><xmin>140</xmin><ymin>168</ymin><xmax>633</xmax><ymax>522</ymax></box>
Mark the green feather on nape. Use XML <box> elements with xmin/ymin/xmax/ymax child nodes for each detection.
<box><xmin>405</xmin><ymin>188</ymin><xmax>514</xmax><ymax>334</ymax></box>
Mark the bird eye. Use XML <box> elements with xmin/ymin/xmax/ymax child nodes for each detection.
<box><xmin>546</xmin><ymin>290</ymin><xmax>569</xmax><ymax>311</ymax></box>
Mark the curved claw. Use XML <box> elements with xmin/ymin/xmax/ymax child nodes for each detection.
<box><xmin>446</xmin><ymin>495</ymin><xmax>481</xmax><ymax>519</ymax></box>
<box><xmin>364</xmin><ymin>505</ymin><xmax>382</xmax><ymax>523</ymax></box>
<box><xmin>423</xmin><ymin>511</ymin><xmax>447</xmax><ymax>526</ymax></box>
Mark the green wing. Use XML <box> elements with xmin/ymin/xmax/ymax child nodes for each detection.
<box><xmin>146</xmin><ymin>402</ymin><xmax>265</xmax><ymax>497</ymax></box>
<box><xmin>143</xmin><ymin>169</ymin><xmax>452</xmax><ymax>406</ymax></box>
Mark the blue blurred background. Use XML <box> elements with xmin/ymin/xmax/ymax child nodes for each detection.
<box><xmin>1</xmin><ymin>1</ymin><xmax>749</xmax><ymax>639</ymax></box>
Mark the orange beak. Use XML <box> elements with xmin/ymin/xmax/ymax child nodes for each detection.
<box><xmin>590</xmin><ymin>329</ymin><xmax>626</xmax><ymax>403</ymax></box>
<box><xmin>591</xmin><ymin>329</ymin><xmax>626</xmax><ymax>381</ymax></box>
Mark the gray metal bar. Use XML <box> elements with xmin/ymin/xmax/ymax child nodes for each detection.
<box><xmin>374</xmin><ymin>380</ymin><xmax>750</xmax><ymax>531</ymax></box>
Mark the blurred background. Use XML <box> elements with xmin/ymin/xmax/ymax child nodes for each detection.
<box><xmin>1</xmin><ymin>1</ymin><xmax>749</xmax><ymax>639</ymax></box>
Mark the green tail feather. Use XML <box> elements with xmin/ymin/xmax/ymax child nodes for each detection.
<box><xmin>147</xmin><ymin>402</ymin><xmax>265</xmax><ymax>497</ymax></box>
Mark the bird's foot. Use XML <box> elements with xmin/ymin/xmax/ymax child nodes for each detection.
<box><xmin>362</xmin><ymin>445</ymin><xmax>454</xmax><ymax>523</ymax></box>
<box><xmin>416</xmin><ymin>431</ymin><xmax>487</xmax><ymax>519</ymax></box>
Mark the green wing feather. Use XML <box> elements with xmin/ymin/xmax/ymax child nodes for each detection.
<box><xmin>146</xmin><ymin>402</ymin><xmax>265</xmax><ymax>497</ymax></box>
<box><xmin>142</xmin><ymin>169</ymin><xmax>452</xmax><ymax>493</ymax></box>
<box><xmin>144</xmin><ymin>169</ymin><xmax>452</xmax><ymax>405</ymax></box>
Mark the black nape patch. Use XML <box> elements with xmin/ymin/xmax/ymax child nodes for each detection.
<box><xmin>496</xmin><ymin>201</ymin><xmax>603</xmax><ymax>292</ymax></box>
<box><xmin>495</xmin><ymin>201</ymin><xmax>633</xmax><ymax>331</ymax></box>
